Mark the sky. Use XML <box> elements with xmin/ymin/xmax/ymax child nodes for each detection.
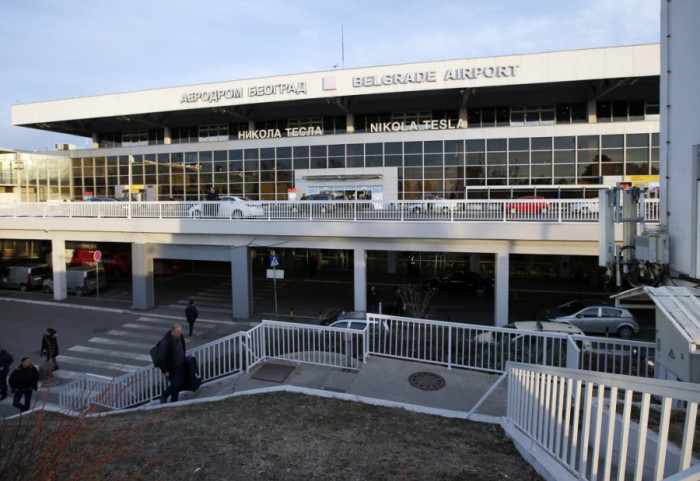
<box><xmin>0</xmin><ymin>0</ymin><xmax>660</xmax><ymax>152</ymax></box>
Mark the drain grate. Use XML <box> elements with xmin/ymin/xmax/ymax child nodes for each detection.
<box><xmin>408</xmin><ymin>372</ymin><xmax>446</xmax><ymax>391</ymax></box>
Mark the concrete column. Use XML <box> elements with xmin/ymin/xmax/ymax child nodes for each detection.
<box><xmin>248</xmin><ymin>120</ymin><xmax>256</xmax><ymax>132</ymax></box>
<box><xmin>51</xmin><ymin>238</ymin><xmax>67</xmax><ymax>300</ymax></box>
<box><xmin>469</xmin><ymin>254</ymin><xmax>480</xmax><ymax>273</ymax></box>
<box><xmin>92</xmin><ymin>133</ymin><xmax>99</xmax><ymax>149</ymax></box>
<box><xmin>387</xmin><ymin>251</ymin><xmax>397</xmax><ymax>274</ymax></box>
<box><xmin>354</xmin><ymin>248</ymin><xmax>367</xmax><ymax>312</ymax></box>
<box><xmin>587</xmin><ymin>99</ymin><xmax>597</xmax><ymax>123</ymax></box>
<box><xmin>559</xmin><ymin>255</ymin><xmax>571</xmax><ymax>280</ymax></box>
<box><xmin>346</xmin><ymin>113</ymin><xmax>355</xmax><ymax>133</ymax></box>
<box><xmin>494</xmin><ymin>252</ymin><xmax>510</xmax><ymax>326</ymax></box>
<box><xmin>164</xmin><ymin>127</ymin><xmax>172</xmax><ymax>145</ymax></box>
<box><xmin>231</xmin><ymin>246</ymin><xmax>252</xmax><ymax>319</ymax></box>
<box><xmin>132</xmin><ymin>243</ymin><xmax>155</xmax><ymax>310</ymax></box>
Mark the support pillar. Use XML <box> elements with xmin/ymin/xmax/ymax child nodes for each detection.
<box><xmin>387</xmin><ymin>251</ymin><xmax>397</xmax><ymax>274</ymax></box>
<box><xmin>91</xmin><ymin>133</ymin><xmax>99</xmax><ymax>149</ymax></box>
<box><xmin>469</xmin><ymin>254</ymin><xmax>480</xmax><ymax>273</ymax></box>
<box><xmin>494</xmin><ymin>252</ymin><xmax>510</xmax><ymax>326</ymax></box>
<box><xmin>51</xmin><ymin>238</ymin><xmax>67</xmax><ymax>300</ymax></box>
<box><xmin>354</xmin><ymin>248</ymin><xmax>367</xmax><ymax>312</ymax></box>
<box><xmin>346</xmin><ymin>113</ymin><xmax>355</xmax><ymax>133</ymax></box>
<box><xmin>132</xmin><ymin>243</ymin><xmax>155</xmax><ymax>310</ymax></box>
<box><xmin>231</xmin><ymin>246</ymin><xmax>252</xmax><ymax>320</ymax></box>
<box><xmin>587</xmin><ymin>99</ymin><xmax>597</xmax><ymax>123</ymax></box>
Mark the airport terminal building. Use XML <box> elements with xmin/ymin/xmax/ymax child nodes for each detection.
<box><xmin>8</xmin><ymin>43</ymin><xmax>660</xmax><ymax>203</ymax></box>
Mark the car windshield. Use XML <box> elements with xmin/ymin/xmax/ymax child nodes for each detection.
<box><xmin>559</xmin><ymin>300</ymin><xmax>586</xmax><ymax>315</ymax></box>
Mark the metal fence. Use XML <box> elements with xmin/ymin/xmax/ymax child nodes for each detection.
<box><xmin>506</xmin><ymin>362</ymin><xmax>699</xmax><ymax>481</ymax></box>
<box><xmin>0</xmin><ymin>198</ymin><xmax>660</xmax><ymax>223</ymax></box>
<box><xmin>57</xmin><ymin>315</ymin><xmax>656</xmax><ymax>412</ymax></box>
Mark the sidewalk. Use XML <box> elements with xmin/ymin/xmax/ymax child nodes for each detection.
<box><xmin>168</xmin><ymin>356</ymin><xmax>509</xmax><ymax>423</ymax></box>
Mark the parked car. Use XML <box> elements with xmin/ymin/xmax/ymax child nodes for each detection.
<box><xmin>83</xmin><ymin>197</ymin><xmax>119</xmax><ymax>202</ymax></box>
<box><xmin>328</xmin><ymin>311</ymin><xmax>390</xmax><ymax>335</ymax></box>
<box><xmin>43</xmin><ymin>266</ymin><xmax>107</xmax><ymax>296</ymax></box>
<box><xmin>0</xmin><ymin>264</ymin><xmax>52</xmax><ymax>291</ymax></box>
<box><xmin>475</xmin><ymin>320</ymin><xmax>588</xmax><ymax>342</ymax></box>
<box><xmin>424</xmin><ymin>271</ymin><xmax>494</xmax><ymax>297</ymax></box>
<box><xmin>568</xmin><ymin>200</ymin><xmax>599</xmax><ymax>215</ymax></box>
<box><xmin>290</xmin><ymin>193</ymin><xmax>337</xmax><ymax>215</ymax></box>
<box><xmin>189</xmin><ymin>196</ymin><xmax>264</xmax><ymax>218</ymax></box>
<box><xmin>408</xmin><ymin>195</ymin><xmax>456</xmax><ymax>215</ymax></box>
<box><xmin>505</xmin><ymin>196</ymin><xmax>550</xmax><ymax>214</ymax></box>
<box><xmin>538</xmin><ymin>299</ymin><xmax>639</xmax><ymax>339</ymax></box>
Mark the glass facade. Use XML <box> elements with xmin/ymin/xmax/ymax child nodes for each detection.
<box><xmin>70</xmin><ymin>132</ymin><xmax>659</xmax><ymax>201</ymax></box>
<box><xmin>0</xmin><ymin>152</ymin><xmax>72</xmax><ymax>202</ymax></box>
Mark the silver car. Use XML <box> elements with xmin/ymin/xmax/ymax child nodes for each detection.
<box><xmin>539</xmin><ymin>299</ymin><xmax>639</xmax><ymax>339</ymax></box>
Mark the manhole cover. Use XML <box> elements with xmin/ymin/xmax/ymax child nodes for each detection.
<box><xmin>408</xmin><ymin>372</ymin><xmax>445</xmax><ymax>391</ymax></box>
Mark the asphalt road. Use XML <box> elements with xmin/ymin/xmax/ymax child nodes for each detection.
<box><xmin>0</xmin><ymin>263</ymin><xmax>656</xmax><ymax>417</ymax></box>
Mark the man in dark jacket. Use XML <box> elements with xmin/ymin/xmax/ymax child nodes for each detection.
<box><xmin>0</xmin><ymin>345</ymin><xmax>14</xmax><ymax>400</ymax></box>
<box><xmin>185</xmin><ymin>300</ymin><xmax>199</xmax><ymax>337</ymax></box>
<box><xmin>156</xmin><ymin>324</ymin><xmax>186</xmax><ymax>403</ymax></box>
<box><xmin>9</xmin><ymin>357</ymin><xmax>39</xmax><ymax>412</ymax></box>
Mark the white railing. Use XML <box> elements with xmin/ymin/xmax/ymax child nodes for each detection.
<box><xmin>0</xmin><ymin>199</ymin><xmax>660</xmax><ymax>223</ymax></box>
<box><xmin>506</xmin><ymin>363</ymin><xmax>699</xmax><ymax>481</ymax></box>
<box><xmin>366</xmin><ymin>314</ymin><xmax>656</xmax><ymax>377</ymax></box>
<box><xmin>58</xmin><ymin>330</ymin><xmax>251</xmax><ymax>411</ymax></box>
<box><xmin>57</xmin><ymin>316</ymin><xmax>656</xmax><ymax>412</ymax></box>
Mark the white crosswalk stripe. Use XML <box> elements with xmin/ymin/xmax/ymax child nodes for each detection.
<box><xmin>54</xmin><ymin>314</ymin><xmax>224</xmax><ymax>381</ymax></box>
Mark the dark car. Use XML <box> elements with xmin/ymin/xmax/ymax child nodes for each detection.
<box><xmin>424</xmin><ymin>271</ymin><xmax>494</xmax><ymax>297</ymax></box>
<box><xmin>291</xmin><ymin>193</ymin><xmax>338</xmax><ymax>215</ymax></box>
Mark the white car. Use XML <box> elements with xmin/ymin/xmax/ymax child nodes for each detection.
<box><xmin>474</xmin><ymin>320</ymin><xmax>590</xmax><ymax>351</ymax></box>
<box><xmin>407</xmin><ymin>196</ymin><xmax>457</xmax><ymax>215</ymax></box>
<box><xmin>189</xmin><ymin>196</ymin><xmax>265</xmax><ymax>219</ymax></box>
<box><xmin>328</xmin><ymin>311</ymin><xmax>390</xmax><ymax>335</ymax></box>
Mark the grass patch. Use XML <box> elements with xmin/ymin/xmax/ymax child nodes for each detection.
<box><xmin>2</xmin><ymin>392</ymin><xmax>543</xmax><ymax>480</ymax></box>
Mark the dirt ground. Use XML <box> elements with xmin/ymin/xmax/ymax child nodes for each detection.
<box><xmin>2</xmin><ymin>392</ymin><xmax>544</xmax><ymax>480</ymax></box>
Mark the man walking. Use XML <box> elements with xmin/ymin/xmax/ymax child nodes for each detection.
<box><xmin>0</xmin><ymin>345</ymin><xmax>13</xmax><ymax>400</ymax></box>
<box><xmin>9</xmin><ymin>357</ymin><xmax>39</xmax><ymax>413</ymax></box>
<box><xmin>155</xmin><ymin>324</ymin><xmax>186</xmax><ymax>404</ymax></box>
<box><xmin>185</xmin><ymin>300</ymin><xmax>199</xmax><ymax>337</ymax></box>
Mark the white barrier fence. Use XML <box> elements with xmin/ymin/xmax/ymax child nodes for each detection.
<box><xmin>0</xmin><ymin>198</ymin><xmax>660</xmax><ymax>223</ymax></box>
<box><xmin>58</xmin><ymin>315</ymin><xmax>656</xmax><ymax>412</ymax></box>
<box><xmin>506</xmin><ymin>363</ymin><xmax>699</xmax><ymax>481</ymax></box>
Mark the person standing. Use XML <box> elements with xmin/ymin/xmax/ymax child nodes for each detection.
<box><xmin>155</xmin><ymin>324</ymin><xmax>186</xmax><ymax>404</ymax></box>
<box><xmin>0</xmin><ymin>345</ymin><xmax>14</xmax><ymax>400</ymax></box>
<box><xmin>394</xmin><ymin>288</ymin><xmax>407</xmax><ymax>316</ymax></box>
<box><xmin>9</xmin><ymin>357</ymin><xmax>39</xmax><ymax>413</ymax></box>
<box><xmin>185</xmin><ymin>300</ymin><xmax>199</xmax><ymax>337</ymax></box>
<box><xmin>367</xmin><ymin>285</ymin><xmax>379</xmax><ymax>313</ymax></box>
<box><xmin>41</xmin><ymin>328</ymin><xmax>60</xmax><ymax>370</ymax></box>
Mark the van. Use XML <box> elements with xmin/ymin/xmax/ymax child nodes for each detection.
<box><xmin>0</xmin><ymin>264</ymin><xmax>52</xmax><ymax>291</ymax></box>
<box><xmin>43</xmin><ymin>266</ymin><xmax>107</xmax><ymax>296</ymax></box>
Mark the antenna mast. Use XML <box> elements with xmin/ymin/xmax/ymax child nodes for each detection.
<box><xmin>341</xmin><ymin>25</ymin><xmax>345</xmax><ymax>68</ymax></box>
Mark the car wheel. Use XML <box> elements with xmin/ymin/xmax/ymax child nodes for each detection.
<box><xmin>442</xmin><ymin>206</ymin><xmax>450</xmax><ymax>214</ymax></box>
<box><xmin>475</xmin><ymin>287</ymin><xmax>486</xmax><ymax>298</ymax></box>
<box><xmin>19</xmin><ymin>283</ymin><xmax>27</xmax><ymax>292</ymax></box>
<box><xmin>190</xmin><ymin>209</ymin><xmax>201</xmax><ymax>219</ymax></box>
<box><xmin>320</xmin><ymin>206</ymin><xmax>327</xmax><ymax>214</ymax></box>
<box><xmin>232</xmin><ymin>210</ymin><xmax>243</xmax><ymax>219</ymax></box>
<box><xmin>113</xmin><ymin>265</ymin><xmax>123</xmax><ymax>277</ymax></box>
<box><xmin>509</xmin><ymin>207</ymin><xmax>516</xmax><ymax>214</ymax></box>
<box><xmin>413</xmin><ymin>207</ymin><xmax>422</xmax><ymax>215</ymax></box>
<box><xmin>617</xmin><ymin>326</ymin><xmax>633</xmax><ymax>339</ymax></box>
<box><xmin>43</xmin><ymin>285</ymin><xmax>52</xmax><ymax>294</ymax></box>
<box><xmin>75</xmin><ymin>288</ymin><xmax>84</xmax><ymax>297</ymax></box>
<box><xmin>580</xmin><ymin>206</ymin><xmax>589</xmax><ymax>214</ymax></box>
<box><xmin>540</xmin><ymin>207</ymin><xmax>549</xmax><ymax>214</ymax></box>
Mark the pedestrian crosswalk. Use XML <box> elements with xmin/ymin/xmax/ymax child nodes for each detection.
<box><xmin>50</xmin><ymin>315</ymin><xmax>225</xmax><ymax>384</ymax></box>
<box><xmin>164</xmin><ymin>278</ymin><xmax>288</xmax><ymax>314</ymax></box>
<box><xmin>47</xmin><ymin>278</ymin><xmax>287</xmax><ymax>385</ymax></box>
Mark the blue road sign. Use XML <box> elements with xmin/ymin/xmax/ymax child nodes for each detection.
<box><xmin>270</xmin><ymin>255</ymin><xmax>279</xmax><ymax>268</ymax></box>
